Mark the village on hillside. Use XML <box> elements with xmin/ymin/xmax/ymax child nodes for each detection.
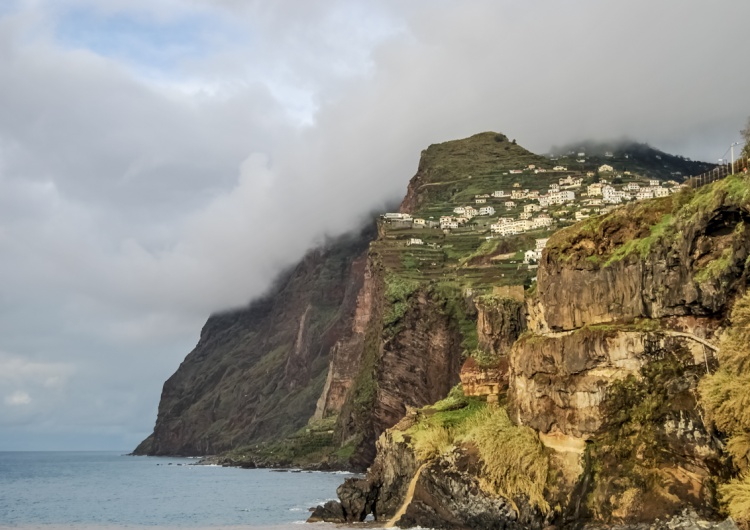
<box><xmin>379</xmin><ymin>159</ymin><xmax>686</xmax><ymax>284</ymax></box>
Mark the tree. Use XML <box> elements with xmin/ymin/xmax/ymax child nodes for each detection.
<box><xmin>742</xmin><ymin>116</ymin><xmax>750</xmax><ymax>159</ymax></box>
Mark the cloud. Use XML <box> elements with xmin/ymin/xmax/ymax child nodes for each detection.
<box><xmin>0</xmin><ymin>0</ymin><xmax>749</xmax><ymax>449</ymax></box>
<box><xmin>5</xmin><ymin>391</ymin><xmax>32</xmax><ymax>406</ymax></box>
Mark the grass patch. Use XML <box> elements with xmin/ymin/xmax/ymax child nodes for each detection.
<box><xmin>603</xmin><ymin>213</ymin><xmax>673</xmax><ymax>266</ymax></box>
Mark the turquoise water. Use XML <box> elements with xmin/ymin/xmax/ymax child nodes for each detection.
<box><xmin>0</xmin><ymin>452</ymin><xmax>352</xmax><ymax>528</ymax></box>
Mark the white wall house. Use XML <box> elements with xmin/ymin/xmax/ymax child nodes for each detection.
<box><xmin>524</xmin><ymin>204</ymin><xmax>541</xmax><ymax>213</ymax></box>
<box><xmin>532</xmin><ymin>216</ymin><xmax>553</xmax><ymax>229</ymax></box>
<box><xmin>492</xmin><ymin>190</ymin><xmax>508</xmax><ymax>198</ymax></box>
<box><xmin>636</xmin><ymin>190</ymin><xmax>654</xmax><ymax>200</ymax></box>
<box><xmin>553</xmin><ymin>165</ymin><xmax>567</xmax><ymax>171</ymax></box>
<box><xmin>504</xmin><ymin>201</ymin><xmax>516</xmax><ymax>209</ymax></box>
<box><xmin>479</xmin><ymin>206</ymin><xmax>496</xmax><ymax>216</ymax></box>
<box><xmin>475</xmin><ymin>197</ymin><xmax>487</xmax><ymax>204</ymax></box>
<box><xmin>464</xmin><ymin>207</ymin><xmax>478</xmax><ymax>218</ymax></box>
<box><xmin>453</xmin><ymin>206</ymin><xmax>466</xmax><ymax>215</ymax></box>
<box><xmin>649</xmin><ymin>180</ymin><xmax>660</xmax><ymax>187</ymax></box>
<box><xmin>407</xmin><ymin>238</ymin><xmax>424</xmax><ymax>246</ymax></box>
<box><xmin>383</xmin><ymin>212</ymin><xmax>412</xmax><ymax>220</ymax></box>
<box><xmin>599</xmin><ymin>164</ymin><xmax>614</xmax><ymax>173</ymax></box>
<box><xmin>412</xmin><ymin>218</ymin><xmax>426</xmax><ymax>226</ymax></box>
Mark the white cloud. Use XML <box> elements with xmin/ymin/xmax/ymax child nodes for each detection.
<box><xmin>5</xmin><ymin>391</ymin><xmax>32</xmax><ymax>406</ymax></box>
<box><xmin>0</xmin><ymin>0</ymin><xmax>749</xmax><ymax>449</ymax></box>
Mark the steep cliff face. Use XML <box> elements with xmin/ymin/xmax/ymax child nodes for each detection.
<box><xmin>334</xmin><ymin>273</ymin><xmax>467</xmax><ymax>468</ymax></box>
<box><xmin>133</xmin><ymin>228</ymin><xmax>372</xmax><ymax>456</ymax></box>
<box><xmin>507</xmin><ymin>176</ymin><xmax>750</xmax><ymax>522</ymax></box>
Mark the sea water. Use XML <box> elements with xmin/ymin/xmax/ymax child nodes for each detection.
<box><xmin>0</xmin><ymin>451</ymin><xmax>354</xmax><ymax>529</ymax></box>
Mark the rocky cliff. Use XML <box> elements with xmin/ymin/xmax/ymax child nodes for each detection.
<box><xmin>505</xmin><ymin>176</ymin><xmax>750</xmax><ymax>523</ymax></box>
<box><xmin>313</xmin><ymin>174</ymin><xmax>750</xmax><ymax>528</ymax></box>
<box><xmin>133</xmin><ymin>226</ymin><xmax>373</xmax><ymax>456</ymax></box>
<box><xmin>137</xmin><ymin>132</ymin><xmax>740</xmax><ymax>529</ymax></box>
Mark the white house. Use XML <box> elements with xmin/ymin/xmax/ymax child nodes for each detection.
<box><xmin>407</xmin><ymin>238</ymin><xmax>424</xmax><ymax>246</ymax></box>
<box><xmin>528</xmin><ymin>164</ymin><xmax>536</xmax><ymax>170</ymax></box>
<box><xmin>464</xmin><ymin>206</ymin><xmax>478</xmax><ymax>218</ymax></box>
<box><xmin>504</xmin><ymin>201</ymin><xmax>516</xmax><ymax>209</ymax></box>
<box><xmin>492</xmin><ymin>190</ymin><xmax>508</xmax><ymax>198</ymax></box>
<box><xmin>575</xmin><ymin>210</ymin><xmax>591</xmax><ymax>221</ymax></box>
<box><xmin>549</xmin><ymin>183</ymin><xmax>560</xmax><ymax>192</ymax></box>
<box><xmin>453</xmin><ymin>206</ymin><xmax>466</xmax><ymax>215</ymax></box>
<box><xmin>636</xmin><ymin>190</ymin><xmax>654</xmax><ymax>200</ymax></box>
<box><xmin>520</xmin><ymin>212</ymin><xmax>532</xmax><ymax>220</ymax></box>
<box><xmin>587</xmin><ymin>183</ymin><xmax>603</xmax><ymax>196</ymax></box>
<box><xmin>532</xmin><ymin>216</ymin><xmax>553</xmax><ymax>229</ymax></box>
<box><xmin>509</xmin><ymin>169</ymin><xmax>523</xmax><ymax>174</ymax></box>
<box><xmin>412</xmin><ymin>218</ymin><xmax>426</xmax><ymax>226</ymax></box>
<box><xmin>548</xmin><ymin>191</ymin><xmax>575</xmax><ymax>205</ymax></box>
<box><xmin>479</xmin><ymin>206</ymin><xmax>496</xmax><ymax>216</ymax></box>
<box><xmin>625</xmin><ymin>183</ymin><xmax>641</xmax><ymax>192</ymax></box>
<box><xmin>524</xmin><ymin>204</ymin><xmax>541</xmax><ymax>214</ymax></box>
<box><xmin>511</xmin><ymin>189</ymin><xmax>526</xmax><ymax>200</ymax></box>
<box><xmin>654</xmin><ymin>187</ymin><xmax>670</xmax><ymax>198</ymax></box>
<box><xmin>383</xmin><ymin>212</ymin><xmax>412</xmax><ymax>221</ymax></box>
<box><xmin>442</xmin><ymin>221</ymin><xmax>459</xmax><ymax>229</ymax></box>
<box><xmin>649</xmin><ymin>180</ymin><xmax>660</xmax><ymax>187</ymax></box>
<box><xmin>553</xmin><ymin>165</ymin><xmax>568</xmax><ymax>171</ymax></box>
<box><xmin>523</xmin><ymin>250</ymin><xmax>537</xmax><ymax>264</ymax></box>
<box><xmin>536</xmin><ymin>238</ymin><xmax>549</xmax><ymax>251</ymax></box>
<box><xmin>475</xmin><ymin>197</ymin><xmax>487</xmax><ymax>204</ymax></box>
<box><xmin>527</xmin><ymin>190</ymin><xmax>540</xmax><ymax>199</ymax></box>
<box><xmin>599</xmin><ymin>164</ymin><xmax>615</xmax><ymax>173</ymax></box>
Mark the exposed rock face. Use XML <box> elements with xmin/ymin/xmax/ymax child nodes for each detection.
<box><xmin>133</xmin><ymin>228</ymin><xmax>372</xmax><ymax>456</ymax></box>
<box><xmin>507</xmin><ymin>183</ymin><xmax>750</xmax><ymax>522</ymax></box>
<box><xmin>395</xmin><ymin>455</ymin><xmax>539</xmax><ymax>530</ymax></box>
<box><xmin>336</xmin><ymin>282</ymin><xmax>465</xmax><ymax>468</ymax></box>
<box><xmin>460</xmin><ymin>357</ymin><xmax>506</xmax><ymax>397</ymax></box>
<box><xmin>476</xmin><ymin>296</ymin><xmax>526</xmax><ymax>356</ymax></box>
<box><xmin>537</xmin><ymin>192</ymin><xmax>750</xmax><ymax>332</ymax></box>
<box><xmin>308</xmin><ymin>426</ymin><xmax>545</xmax><ymax>530</ymax></box>
<box><xmin>313</xmin><ymin>259</ymin><xmax>379</xmax><ymax>420</ymax></box>
<box><xmin>511</xmin><ymin>329</ymin><xmax>652</xmax><ymax>437</ymax></box>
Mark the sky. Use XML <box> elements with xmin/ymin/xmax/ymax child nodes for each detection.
<box><xmin>1</xmin><ymin>0</ymin><xmax>749</xmax><ymax>451</ymax></box>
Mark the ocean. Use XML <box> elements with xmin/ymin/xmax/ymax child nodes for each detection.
<box><xmin>0</xmin><ymin>451</ymin><xmax>355</xmax><ymax>529</ymax></box>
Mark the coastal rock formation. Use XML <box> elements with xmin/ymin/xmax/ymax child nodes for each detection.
<box><xmin>133</xmin><ymin>227</ymin><xmax>372</xmax><ymax>456</ymax></box>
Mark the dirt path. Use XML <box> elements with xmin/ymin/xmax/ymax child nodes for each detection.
<box><xmin>385</xmin><ymin>463</ymin><xmax>428</xmax><ymax>527</ymax></box>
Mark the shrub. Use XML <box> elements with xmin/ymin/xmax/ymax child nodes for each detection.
<box><xmin>699</xmin><ymin>292</ymin><xmax>750</xmax><ymax>522</ymax></box>
<box><xmin>464</xmin><ymin>408</ymin><xmax>550</xmax><ymax>512</ymax></box>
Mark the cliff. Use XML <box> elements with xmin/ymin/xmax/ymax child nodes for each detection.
<box><xmin>313</xmin><ymin>174</ymin><xmax>750</xmax><ymax>528</ymax></box>
<box><xmin>133</xmin><ymin>226</ymin><xmax>373</xmax><ymax>456</ymax></box>
<box><xmin>137</xmin><ymin>131</ymin><xmax>734</xmax><ymax>529</ymax></box>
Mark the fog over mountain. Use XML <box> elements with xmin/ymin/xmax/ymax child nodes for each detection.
<box><xmin>0</xmin><ymin>0</ymin><xmax>748</xmax><ymax>449</ymax></box>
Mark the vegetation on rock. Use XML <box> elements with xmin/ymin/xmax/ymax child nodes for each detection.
<box><xmin>700</xmin><ymin>291</ymin><xmax>750</xmax><ymax>523</ymax></box>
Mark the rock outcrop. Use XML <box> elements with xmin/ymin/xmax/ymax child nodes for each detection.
<box><xmin>507</xmin><ymin>178</ymin><xmax>750</xmax><ymax>522</ymax></box>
